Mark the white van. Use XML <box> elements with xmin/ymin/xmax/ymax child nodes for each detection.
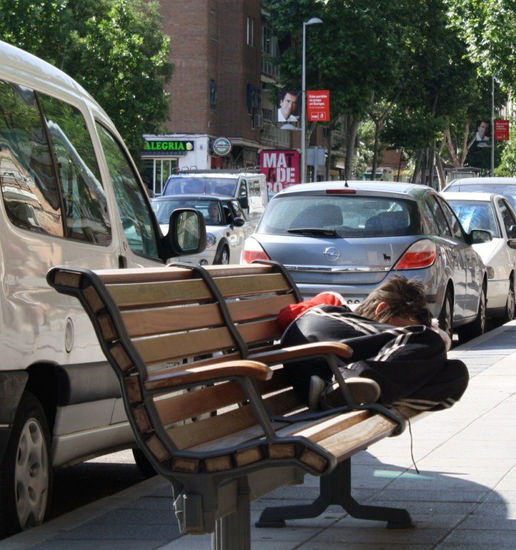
<box><xmin>162</xmin><ymin>170</ymin><xmax>268</xmax><ymax>228</ymax></box>
<box><xmin>0</xmin><ymin>40</ymin><xmax>204</xmax><ymax>536</ymax></box>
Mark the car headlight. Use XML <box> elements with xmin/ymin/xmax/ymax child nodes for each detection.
<box><xmin>206</xmin><ymin>233</ymin><xmax>217</xmax><ymax>248</ymax></box>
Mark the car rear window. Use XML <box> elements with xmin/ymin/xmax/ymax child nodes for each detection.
<box><xmin>258</xmin><ymin>195</ymin><xmax>421</xmax><ymax>237</ymax></box>
<box><xmin>163</xmin><ymin>176</ymin><xmax>237</xmax><ymax>197</ymax></box>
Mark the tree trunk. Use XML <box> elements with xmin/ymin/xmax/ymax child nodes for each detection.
<box><xmin>344</xmin><ymin>115</ymin><xmax>359</xmax><ymax>179</ymax></box>
<box><xmin>371</xmin><ymin>122</ymin><xmax>380</xmax><ymax>180</ymax></box>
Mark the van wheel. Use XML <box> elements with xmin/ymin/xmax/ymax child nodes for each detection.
<box><xmin>0</xmin><ymin>391</ymin><xmax>52</xmax><ymax>537</ymax></box>
<box><xmin>214</xmin><ymin>245</ymin><xmax>230</xmax><ymax>265</ymax></box>
<box><xmin>458</xmin><ymin>283</ymin><xmax>487</xmax><ymax>343</ymax></box>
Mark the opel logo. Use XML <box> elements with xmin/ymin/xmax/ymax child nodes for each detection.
<box><xmin>323</xmin><ymin>247</ymin><xmax>340</xmax><ymax>261</ymax></box>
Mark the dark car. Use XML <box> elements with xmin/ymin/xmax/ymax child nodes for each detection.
<box><xmin>242</xmin><ymin>180</ymin><xmax>491</xmax><ymax>341</ymax></box>
<box><xmin>152</xmin><ymin>194</ymin><xmax>252</xmax><ymax>264</ymax></box>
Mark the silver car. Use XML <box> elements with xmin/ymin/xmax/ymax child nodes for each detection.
<box><xmin>442</xmin><ymin>177</ymin><xmax>516</xmax><ymax>209</ymax></box>
<box><xmin>152</xmin><ymin>194</ymin><xmax>251</xmax><ymax>264</ymax></box>
<box><xmin>242</xmin><ymin>181</ymin><xmax>490</xmax><ymax>342</ymax></box>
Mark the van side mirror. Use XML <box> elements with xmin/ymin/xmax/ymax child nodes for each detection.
<box><xmin>166</xmin><ymin>208</ymin><xmax>206</xmax><ymax>255</ymax></box>
<box><xmin>239</xmin><ymin>196</ymin><xmax>249</xmax><ymax>210</ymax></box>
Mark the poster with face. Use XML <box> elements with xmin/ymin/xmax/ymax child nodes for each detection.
<box><xmin>277</xmin><ymin>91</ymin><xmax>300</xmax><ymax>122</ymax></box>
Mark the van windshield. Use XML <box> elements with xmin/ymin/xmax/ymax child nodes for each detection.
<box><xmin>163</xmin><ymin>176</ymin><xmax>237</xmax><ymax>197</ymax></box>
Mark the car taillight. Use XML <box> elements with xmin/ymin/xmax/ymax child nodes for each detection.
<box><xmin>395</xmin><ymin>239</ymin><xmax>436</xmax><ymax>270</ymax></box>
<box><xmin>241</xmin><ymin>238</ymin><xmax>270</xmax><ymax>263</ymax></box>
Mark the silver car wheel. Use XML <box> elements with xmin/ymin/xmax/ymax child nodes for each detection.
<box><xmin>502</xmin><ymin>279</ymin><xmax>515</xmax><ymax>323</ymax></box>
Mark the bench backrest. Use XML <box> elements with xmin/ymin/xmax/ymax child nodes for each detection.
<box><xmin>47</xmin><ymin>262</ymin><xmax>315</xmax><ymax>477</ymax></box>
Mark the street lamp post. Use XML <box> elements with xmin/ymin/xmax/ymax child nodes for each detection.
<box><xmin>301</xmin><ymin>17</ymin><xmax>322</xmax><ymax>184</ymax></box>
<box><xmin>491</xmin><ymin>75</ymin><xmax>495</xmax><ymax>177</ymax></box>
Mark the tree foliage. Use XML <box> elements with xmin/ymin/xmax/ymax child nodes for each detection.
<box><xmin>266</xmin><ymin>0</ymin><xmax>514</xmax><ymax>183</ymax></box>
<box><xmin>0</xmin><ymin>0</ymin><xmax>172</xmax><ymax>160</ymax></box>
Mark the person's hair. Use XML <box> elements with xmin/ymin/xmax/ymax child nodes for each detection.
<box><xmin>279</xmin><ymin>90</ymin><xmax>297</xmax><ymax>101</ymax></box>
<box><xmin>354</xmin><ymin>275</ymin><xmax>432</xmax><ymax>326</ymax></box>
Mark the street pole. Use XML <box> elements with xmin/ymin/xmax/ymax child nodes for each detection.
<box><xmin>301</xmin><ymin>17</ymin><xmax>322</xmax><ymax>184</ymax></box>
<box><xmin>491</xmin><ymin>75</ymin><xmax>495</xmax><ymax>177</ymax></box>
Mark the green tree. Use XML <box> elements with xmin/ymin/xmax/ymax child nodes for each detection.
<box><xmin>0</xmin><ymin>0</ymin><xmax>172</xmax><ymax>161</ymax></box>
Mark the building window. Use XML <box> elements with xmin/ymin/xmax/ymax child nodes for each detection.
<box><xmin>210</xmin><ymin>80</ymin><xmax>217</xmax><ymax>108</ymax></box>
<box><xmin>261</xmin><ymin>20</ymin><xmax>280</xmax><ymax>78</ymax></box>
<box><xmin>209</xmin><ymin>9</ymin><xmax>217</xmax><ymax>40</ymax></box>
<box><xmin>246</xmin><ymin>17</ymin><xmax>254</xmax><ymax>47</ymax></box>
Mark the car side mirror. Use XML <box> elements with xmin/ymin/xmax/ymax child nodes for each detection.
<box><xmin>469</xmin><ymin>228</ymin><xmax>492</xmax><ymax>244</ymax></box>
<box><xmin>165</xmin><ymin>208</ymin><xmax>206</xmax><ymax>256</ymax></box>
<box><xmin>508</xmin><ymin>224</ymin><xmax>516</xmax><ymax>238</ymax></box>
<box><xmin>233</xmin><ymin>217</ymin><xmax>245</xmax><ymax>227</ymax></box>
<box><xmin>239</xmin><ymin>196</ymin><xmax>249</xmax><ymax>210</ymax></box>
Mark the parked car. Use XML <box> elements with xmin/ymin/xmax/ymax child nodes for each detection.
<box><xmin>442</xmin><ymin>191</ymin><xmax>516</xmax><ymax>322</ymax></box>
<box><xmin>241</xmin><ymin>181</ymin><xmax>490</xmax><ymax>341</ymax></box>
<box><xmin>0</xmin><ymin>40</ymin><xmax>204</xmax><ymax>536</ymax></box>
<box><xmin>152</xmin><ymin>195</ymin><xmax>252</xmax><ymax>264</ymax></box>
<box><xmin>443</xmin><ymin>177</ymin><xmax>516</xmax><ymax>209</ymax></box>
<box><xmin>162</xmin><ymin>170</ymin><xmax>268</xmax><ymax>229</ymax></box>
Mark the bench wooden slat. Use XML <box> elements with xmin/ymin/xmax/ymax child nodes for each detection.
<box><xmin>134</xmin><ymin>326</ymin><xmax>236</xmax><ymax>365</ymax></box>
<box><xmin>122</xmin><ymin>303</ymin><xmax>224</xmax><ymax>337</ymax></box>
<box><xmin>167</xmin><ymin>388</ymin><xmax>303</xmax><ymax>451</ymax></box>
<box><xmin>120</xmin><ymin>294</ymin><xmax>296</xmax><ymax>339</ymax></box>
<box><xmin>228</xmin><ymin>294</ymin><xmax>296</xmax><ymax>323</ymax></box>
<box><xmin>95</xmin><ymin>263</ymin><xmax>274</xmax><ymax>284</ymax></box>
<box><xmin>316</xmin><ymin>414</ymin><xmax>399</xmax><ymax>462</ymax></box>
<box><xmin>107</xmin><ymin>273</ymin><xmax>291</xmax><ymax>308</ymax></box>
<box><xmin>238</xmin><ymin>319</ymin><xmax>283</xmax><ymax>346</ymax></box>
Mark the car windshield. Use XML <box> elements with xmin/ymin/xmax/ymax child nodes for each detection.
<box><xmin>446</xmin><ymin>200</ymin><xmax>501</xmax><ymax>237</ymax></box>
<box><xmin>152</xmin><ymin>198</ymin><xmax>224</xmax><ymax>226</ymax></box>
<box><xmin>163</xmin><ymin>176</ymin><xmax>237</xmax><ymax>197</ymax></box>
<box><xmin>446</xmin><ymin>183</ymin><xmax>516</xmax><ymax>209</ymax></box>
<box><xmin>258</xmin><ymin>195</ymin><xmax>420</xmax><ymax>237</ymax></box>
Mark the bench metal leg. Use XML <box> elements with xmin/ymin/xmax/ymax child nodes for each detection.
<box><xmin>213</xmin><ymin>478</ymin><xmax>251</xmax><ymax>550</ymax></box>
<box><xmin>256</xmin><ymin>459</ymin><xmax>413</xmax><ymax>529</ymax></box>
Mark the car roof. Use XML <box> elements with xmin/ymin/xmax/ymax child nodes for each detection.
<box><xmin>447</xmin><ymin>177</ymin><xmax>516</xmax><ymax>185</ymax></box>
<box><xmin>152</xmin><ymin>194</ymin><xmax>232</xmax><ymax>201</ymax></box>
<box><xmin>167</xmin><ymin>172</ymin><xmax>262</xmax><ymax>180</ymax></box>
<box><xmin>441</xmin><ymin>191</ymin><xmax>503</xmax><ymax>202</ymax></box>
<box><xmin>275</xmin><ymin>180</ymin><xmax>433</xmax><ymax>198</ymax></box>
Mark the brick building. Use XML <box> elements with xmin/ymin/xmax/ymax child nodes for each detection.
<box><xmin>142</xmin><ymin>0</ymin><xmax>300</xmax><ymax>194</ymax></box>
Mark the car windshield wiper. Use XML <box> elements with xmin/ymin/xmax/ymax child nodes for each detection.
<box><xmin>287</xmin><ymin>227</ymin><xmax>338</xmax><ymax>237</ymax></box>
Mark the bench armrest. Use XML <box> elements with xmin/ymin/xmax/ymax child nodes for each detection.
<box><xmin>146</xmin><ymin>359</ymin><xmax>273</xmax><ymax>390</ymax></box>
<box><xmin>250</xmin><ymin>341</ymin><xmax>353</xmax><ymax>364</ymax></box>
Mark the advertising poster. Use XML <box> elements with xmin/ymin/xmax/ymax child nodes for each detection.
<box><xmin>307</xmin><ymin>90</ymin><xmax>330</xmax><ymax>122</ymax></box>
<box><xmin>495</xmin><ymin>119</ymin><xmax>510</xmax><ymax>141</ymax></box>
<box><xmin>260</xmin><ymin>149</ymin><xmax>300</xmax><ymax>192</ymax></box>
<box><xmin>277</xmin><ymin>91</ymin><xmax>300</xmax><ymax>123</ymax></box>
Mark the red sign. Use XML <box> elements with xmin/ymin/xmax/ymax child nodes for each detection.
<box><xmin>307</xmin><ymin>90</ymin><xmax>330</xmax><ymax>122</ymax></box>
<box><xmin>260</xmin><ymin>149</ymin><xmax>300</xmax><ymax>192</ymax></box>
<box><xmin>495</xmin><ymin>119</ymin><xmax>510</xmax><ymax>141</ymax></box>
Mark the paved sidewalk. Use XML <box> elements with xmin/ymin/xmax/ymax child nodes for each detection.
<box><xmin>4</xmin><ymin>321</ymin><xmax>516</xmax><ymax>549</ymax></box>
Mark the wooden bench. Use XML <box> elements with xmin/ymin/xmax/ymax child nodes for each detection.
<box><xmin>47</xmin><ymin>261</ymin><xmax>416</xmax><ymax>550</ymax></box>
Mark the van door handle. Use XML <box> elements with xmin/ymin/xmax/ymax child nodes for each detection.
<box><xmin>118</xmin><ymin>255</ymin><xmax>127</xmax><ymax>268</ymax></box>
